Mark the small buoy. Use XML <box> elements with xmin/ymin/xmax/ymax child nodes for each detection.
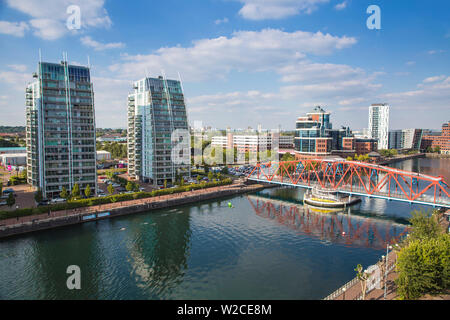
<box><xmin>120</xmin><ymin>227</ymin><xmax>126</xmax><ymax>231</ymax></box>
<box><xmin>342</xmin><ymin>231</ymin><xmax>346</xmax><ymax>235</ymax></box>
<box><xmin>228</xmin><ymin>202</ymin><xmax>233</xmax><ymax>208</ymax></box>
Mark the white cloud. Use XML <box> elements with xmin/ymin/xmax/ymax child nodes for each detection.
<box><xmin>5</xmin><ymin>0</ymin><xmax>112</xmax><ymax>40</ymax></box>
<box><xmin>0</xmin><ymin>21</ymin><xmax>29</xmax><ymax>37</ymax></box>
<box><xmin>405</xmin><ymin>61</ymin><xmax>416</xmax><ymax>66</ymax></box>
<box><xmin>422</xmin><ymin>75</ymin><xmax>446</xmax><ymax>84</ymax></box>
<box><xmin>278</xmin><ymin>61</ymin><xmax>364</xmax><ymax>83</ymax></box>
<box><xmin>81</xmin><ymin>36</ymin><xmax>125</xmax><ymax>51</ymax></box>
<box><xmin>110</xmin><ymin>28</ymin><xmax>356</xmax><ymax>81</ymax></box>
<box><xmin>7</xmin><ymin>64</ymin><xmax>27</xmax><ymax>72</ymax></box>
<box><xmin>334</xmin><ymin>1</ymin><xmax>348</xmax><ymax>10</ymax></box>
<box><xmin>214</xmin><ymin>18</ymin><xmax>229</xmax><ymax>25</ymax></box>
<box><xmin>427</xmin><ymin>49</ymin><xmax>445</xmax><ymax>55</ymax></box>
<box><xmin>29</xmin><ymin>19</ymin><xmax>66</xmax><ymax>40</ymax></box>
<box><xmin>237</xmin><ymin>0</ymin><xmax>329</xmax><ymax>20</ymax></box>
<box><xmin>91</xmin><ymin>76</ymin><xmax>132</xmax><ymax>128</ymax></box>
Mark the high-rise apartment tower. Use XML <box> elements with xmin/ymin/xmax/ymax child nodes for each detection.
<box><xmin>26</xmin><ymin>60</ymin><xmax>97</xmax><ymax>199</ymax></box>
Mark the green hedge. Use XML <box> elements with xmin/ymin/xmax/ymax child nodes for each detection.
<box><xmin>9</xmin><ymin>176</ymin><xmax>27</xmax><ymax>185</ymax></box>
<box><xmin>0</xmin><ymin>178</ymin><xmax>233</xmax><ymax>221</ymax></box>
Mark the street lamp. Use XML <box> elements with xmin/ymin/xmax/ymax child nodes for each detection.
<box><xmin>384</xmin><ymin>244</ymin><xmax>393</xmax><ymax>300</ymax></box>
<box><xmin>342</xmin><ymin>287</ymin><xmax>346</xmax><ymax>300</ymax></box>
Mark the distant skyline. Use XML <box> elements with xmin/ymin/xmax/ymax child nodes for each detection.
<box><xmin>0</xmin><ymin>0</ymin><xmax>449</xmax><ymax>130</ymax></box>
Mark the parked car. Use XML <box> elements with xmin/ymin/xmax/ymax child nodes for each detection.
<box><xmin>50</xmin><ymin>198</ymin><xmax>66</xmax><ymax>204</ymax></box>
<box><xmin>0</xmin><ymin>201</ymin><xmax>7</xmax><ymax>206</ymax></box>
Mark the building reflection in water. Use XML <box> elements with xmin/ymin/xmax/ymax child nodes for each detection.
<box><xmin>124</xmin><ymin>209</ymin><xmax>192</xmax><ymax>298</ymax></box>
<box><xmin>247</xmin><ymin>194</ymin><xmax>410</xmax><ymax>250</ymax></box>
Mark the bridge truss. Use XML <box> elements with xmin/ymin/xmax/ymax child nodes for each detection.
<box><xmin>247</xmin><ymin>159</ymin><xmax>450</xmax><ymax>208</ymax></box>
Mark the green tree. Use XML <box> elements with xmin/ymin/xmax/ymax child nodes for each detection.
<box><xmin>396</xmin><ymin>234</ymin><xmax>450</xmax><ymax>300</ymax></box>
<box><xmin>71</xmin><ymin>183</ymin><xmax>81</xmax><ymax>199</ymax></box>
<box><xmin>6</xmin><ymin>192</ymin><xmax>15</xmax><ymax>207</ymax></box>
<box><xmin>196</xmin><ymin>175</ymin><xmax>201</xmax><ymax>184</ymax></box>
<box><xmin>0</xmin><ymin>182</ymin><xmax>3</xmax><ymax>195</ymax></box>
<box><xmin>407</xmin><ymin>210</ymin><xmax>443</xmax><ymax>243</ymax></box>
<box><xmin>60</xmin><ymin>187</ymin><xmax>69</xmax><ymax>200</ymax></box>
<box><xmin>34</xmin><ymin>188</ymin><xmax>43</xmax><ymax>203</ymax></box>
<box><xmin>126</xmin><ymin>181</ymin><xmax>134</xmax><ymax>192</ymax></box>
<box><xmin>84</xmin><ymin>185</ymin><xmax>91</xmax><ymax>198</ymax></box>
<box><xmin>208</xmin><ymin>171</ymin><xmax>214</xmax><ymax>181</ymax></box>
<box><xmin>281</xmin><ymin>153</ymin><xmax>295</xmax><ymax>162</ymax></box>
<box><xmin>164</xmin><ymin>179</ymin><xmax>167</xmax><ymax>189</ymax></box>
<box><xmin>107</xmin><ymin>184</ymin><xmax>114</xmax><ymax>195</ymax></box>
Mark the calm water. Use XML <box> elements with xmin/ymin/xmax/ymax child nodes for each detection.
<box><xmin>0</xmin><ymin>157</ymin><xmax>448</xmax><ymax>300</ymax></box>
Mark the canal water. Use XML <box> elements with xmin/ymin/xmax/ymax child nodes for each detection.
<box><xmin>0</xmin><ymin>157</ymin><xmax>448</xmax><ymax>299</ymax></box>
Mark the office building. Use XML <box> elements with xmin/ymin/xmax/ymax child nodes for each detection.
<box><xmin>210</xmin><ymin>131</ymin><xmax>293</xmax><ymax>153</ymax></box>
<box><xmin>127</xmin><ymin>76</ymin><xmax>190</xmax><ymax>186</ymax></box>
<box><xmin>25</xmin><ymin>60</ymin><xmax>97</xmax><ymax>199</ymax></box>
<box><xmin>421</xmin><ymin>121</ymin><xmax>450</xmax><ymax>154</ymax></box>
<box><xmin>294</xmin><ymin>106</ymin><xmax>352</xmax><ymax>157</ymax></box>
<box><xmin>388</xmin><ymin>129</ymin><xmax>423</xmax><ymax>150</ymax></box>
<box><xmin>369</xmin><ymin>103</ymin><xmax>390</xmax><ymax>150</ymax></box>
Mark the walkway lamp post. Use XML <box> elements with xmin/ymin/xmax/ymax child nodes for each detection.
<box><xmin>342</xmin><ymin>287</ymin><xmax>346</xmax><ymax>300</ymax></box>
<box><xmin>384</xmin><ymin>244</ymin><xmax>393</xmax><ymax>299</ymax></box>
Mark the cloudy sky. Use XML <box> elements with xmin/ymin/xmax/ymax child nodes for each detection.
<box><xmin>0</xmin><ymin>0</ymin><xmax>449</xmax><ymax>130</ymax></box>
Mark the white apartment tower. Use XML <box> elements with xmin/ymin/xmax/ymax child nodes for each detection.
<box><xmin>369</xmin><ymin>103</ymin><xmax>390</xmax><ymax>150</ymax></box>
<box><xmin>127</xmin><ymin>76</ymin><xmax>190</xmax><ymax>186</ymax></box>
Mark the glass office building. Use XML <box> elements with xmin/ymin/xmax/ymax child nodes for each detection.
<box><xmin>26</xmin><ymin>61</ymin><xmax>97</xmax><ymax>199</ymax></box>
<box><xmin>127</xmin><ymin>76</ymin><xmax>190</xmax><ymax>186</ymax></box>
<box><xmin>294</xmin><ymin>106</ymin><xmax>351</xmax><ymax>155</ymax></box>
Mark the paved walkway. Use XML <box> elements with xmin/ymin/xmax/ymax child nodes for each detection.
<box><xmin>0</xmin><ymin>182</ymin><xmax>260</xmax><ymax>228</ymax></box>
<box><xmin>329</xmin><ymin>250</ymin><xmax>398</xmax><ymax>300</ymax></box>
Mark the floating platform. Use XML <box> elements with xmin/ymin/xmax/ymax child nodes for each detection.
<box><xmin>303</xmin><ymin>187</ymin><xmax>361</xmax><ymax>208</ymax></box>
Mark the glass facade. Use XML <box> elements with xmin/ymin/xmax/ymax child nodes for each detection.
<box><xmin>128</xmin><ymin>76</ymin><xmax>190</xmax><ymax>186</ymax></box>
<box><xmin>26</xmin><ymin>61</ymin><xmax>97</xmax><ymax>199</ymax></box>
<box><xmin>294</xmin><ymin>106</ymin><xmax>351</xmax><ymax>155</ymax></box>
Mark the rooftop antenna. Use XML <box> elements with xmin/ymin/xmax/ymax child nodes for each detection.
<box><xmin>177</xmin><ymin>71</ymin><xmax>185</xmax><ymax>95</ymax></box>
<box><xmin>87</xmin><ymin>55</ymin><xmax>91</xmax><ymax>69</ymax></box>
<box><xmin>38</xmin><ymin>48</ymin><xmax>42</xmax><ymax>63</ymax></box>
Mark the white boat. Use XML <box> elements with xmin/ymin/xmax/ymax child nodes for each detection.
<box><xmin>303</xmin><ymin>186</ymin><xmax>361</xmax><ymax>208</ymax></box>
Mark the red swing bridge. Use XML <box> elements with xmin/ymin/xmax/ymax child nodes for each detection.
<box><xmin>246</xmin><ymin>159</ymin><xmax>450</xmax><ymax>208</ymax></box>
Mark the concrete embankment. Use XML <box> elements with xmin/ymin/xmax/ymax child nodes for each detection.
<box><xmin>377</xmin><ymin>153</ymin><xmax>425</xmax><ymax>165</ymax></box>
<box><xmin>0</xmin><ymin>182</ymin><xmax>274</xmax><ymax>239</ymax></box>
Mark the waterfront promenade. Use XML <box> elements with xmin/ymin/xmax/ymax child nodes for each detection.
<box><xmin>325</xmin><ymin>209</ymin><xmax>450</xmax><ymax>300</ymax></box>
<box><xmin>0</xmin><ymin>181</ymin><xmax>271</xmax><ymax>238</ymax></box>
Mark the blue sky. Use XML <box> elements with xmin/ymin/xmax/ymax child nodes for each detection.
<box><xmin>0</xmin><ymin>0</ymin><xmax>449</xmax><ymax>130</ymax></box>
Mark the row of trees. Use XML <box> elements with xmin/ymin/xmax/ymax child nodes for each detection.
<box><xmin>379</xmin><ymin>149</ymin><xmax>398</xmax><ymax>157</ymax></box>
<box><xmin>425</xmin><ymin>146</ymin><xmax>441</xmax><ymax>154</ymax></box>
<box><xmin>346</xmin><ymin>154</ymin><xmax>371</xmax><ymax>162</ymax></box>
<box><xmin>96</xmin><ymin>141</ymin><xmax>127</xmax><ymax>159</ymax></box>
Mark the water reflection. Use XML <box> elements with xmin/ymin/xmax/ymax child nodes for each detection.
<box><xmin>248</xmin><ymin>192</ymin><xmax>410</xmax><ymax>250</ymax></box>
